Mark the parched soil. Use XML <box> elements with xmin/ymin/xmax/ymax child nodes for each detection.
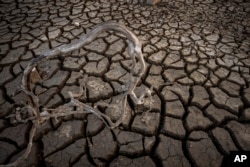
<box><xmin>0</xmin><ymin>0</ymin><xmax>249</xmax><ymax>167</ymax></box>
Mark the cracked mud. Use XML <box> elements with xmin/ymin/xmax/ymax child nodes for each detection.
<box><xmin>0</xmin><ymin>0</ymin><xmax>250</xmax><ymax>167</ymax></box>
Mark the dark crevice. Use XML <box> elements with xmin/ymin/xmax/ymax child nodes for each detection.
<box><xmin>208</xmin><ymin>131</ymin><xmax>229</xmax><ymax>156</ymax></box>
<box><xmin>44</xmin><ymin>135</ymin><xmax>84</xmax><ymax>158</ymax></box>
<box><xmin>147</xmin><ymin>86</ymin><xmax>165</xmax><ymax>167</ymax></box>
<box><xmin>224</xmin><ymin>127</ymin><xmax>244</xmax><ymax>151</ymax></box>
<box><xmin>85</xmin><ymin>138</ymin><xmax>97</xmax><ymax>166</ymax></box>
<box><xmin>37</xmin><ymin>140</ymin><xmax>47</xmax><ymax>167</ymax></box>
<box><xmin>181</xmin><ymin>86</ymin><xmax>197</xmax><ymax>167</ymax></box>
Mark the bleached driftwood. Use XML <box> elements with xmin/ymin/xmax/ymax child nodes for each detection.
<box><xmin>1</xmin><ymin>21</ymin><xmax>153</xmax><ymax>167</ymax></box>
<box><xmin>21</xmin><ymin>21</ymin><xmax>146</xmax><ymax>127</ymax></box>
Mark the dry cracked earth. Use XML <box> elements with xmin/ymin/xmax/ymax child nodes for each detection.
<box><xmin>0</xmin><ymin>0</ymin><xmax>250</xmax><ymax>167</ymax></box>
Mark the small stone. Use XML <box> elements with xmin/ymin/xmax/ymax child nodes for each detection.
<box><xmin>74</xmin><ymin>21</ymin><xmax>80</xmax><ymax>27</ymax></box>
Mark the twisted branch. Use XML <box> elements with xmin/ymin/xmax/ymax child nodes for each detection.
<box><xmin>1</xmin><ymin>21</ymin><xmax>149</xmax><ymax>167</ymax></box>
